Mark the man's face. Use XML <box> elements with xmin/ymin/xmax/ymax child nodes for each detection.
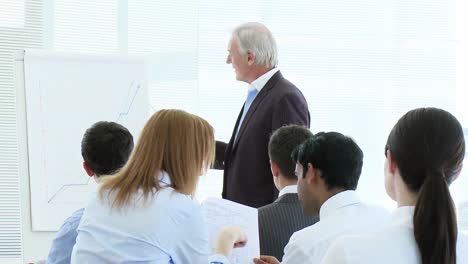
<box><xmin>296</xmin><ymin>162</ymin><xmax>321</xmax><ymax>216</ymax></box>
<box><xmin>226</xmin><ymin>37</ymin><xmax>250</xmax><ymax>82</ymax></box>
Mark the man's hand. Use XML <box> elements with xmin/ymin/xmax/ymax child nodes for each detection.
<box><xmin>253</xmin><ymin>255</ymin><xmax>280</xmax><ymax>264</ymax></box>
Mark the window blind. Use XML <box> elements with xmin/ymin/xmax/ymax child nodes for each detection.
<box><xmin>0</xmin><ymin>0</ymin><xmax>43</xmax><ymax>262</ymax></box>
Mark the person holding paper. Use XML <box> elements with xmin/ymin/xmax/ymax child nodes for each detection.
<box><xmin>254</xmin><ymin>132</ymin><xmax>389</xmax><ymax>264</ymax></box>
<box><xmin>46</xmin><ymin>121</ymin><xmax>134</xmax><ymax>264</ymax></box>
<box><xmin>214</xmin><ymin>22</ymin><xmax>310</xmax><ymax>208</ymax></box>
<box><xmin>258</xmin><ymin>125</ymin><xmax>318</xmax><ymax>260</ymax></box>
<box><xmin>71</xmin><ymin>109</ymin><xmax>245</xmax><ymax>264</ymax></box>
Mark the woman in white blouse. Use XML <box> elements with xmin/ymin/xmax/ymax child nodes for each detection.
<box><xmin>322</xmin><ymin>107</ymin><xmax>467</xmax><ymax>264</ymax></box>
<box><xmin>71</xmin><ymin>109</ymin><xmax>245</xmax><ymax>264</ymax></box>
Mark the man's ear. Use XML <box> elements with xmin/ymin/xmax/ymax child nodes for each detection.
<box><xmin>83</xmin><ymin>162</ymin><xmax>95</xmax><ymax>177</ymax></box>
<box><xmin>270</xmin><ymin>160</ymin><xmax>280</xmax><ymax>178</ymax></box>
<box><xmin>247</xmin><ymin>51</ymin><xmax>256</xmax><ymax>66</ymax></box>
<box><xmin>305</xmin><ymin>163</ymin><xmax>318</xmax><ymax>185</ymax></box>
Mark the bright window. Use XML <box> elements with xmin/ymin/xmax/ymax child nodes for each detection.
<box><xmin>33</xmin><ymin>0</ymin><xmax>468</xmax><ymax>229</ymax></box>
<box><xmin>2</xmin><ymin>2</ymin><xmax>468</xmax><ymax>262</ymax></box>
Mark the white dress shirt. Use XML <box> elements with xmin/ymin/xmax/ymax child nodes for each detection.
<box><xmin>71</xmin><ymin>171</ymin><xmax>229</xmax><ymax>264</ymax></box>
<box><xmin>278</xmin><ymin>185</ymin><xmax>297</xmax><ymax>198</ymax></box>
<box><xmin>248</xmin><ymin>68</ymin><xmax>279</xmax><ymax>93</ymax></box>
<box><xmin>279</xmin><ymin>190</ymin><xmax>389</xmax><ymax>263</ymax></box>
<box><xmin>321</xmin><ymin>206</ymin><xmax>468</xmax><ymax>264</ymax></box>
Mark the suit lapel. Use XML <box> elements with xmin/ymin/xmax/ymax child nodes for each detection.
<box><xmin>226</xmin><ymin>107</ymin><xmax>244</xmax><ymax>153</ymax></box>
<box><xmin>231</xmin><ymin>71</ymin><xmax>283</xmax><ymax>152</ymax></box>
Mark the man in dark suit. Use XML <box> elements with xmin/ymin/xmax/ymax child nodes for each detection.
<box><xmin>258</xmin><ymin>125</ymin><xmax>318</xmax><ymax>261</ymax></box>
<box><xmin>215</xmin><ymin>22</ymin><xmax>310</xmax><ymax>208</ymax></box>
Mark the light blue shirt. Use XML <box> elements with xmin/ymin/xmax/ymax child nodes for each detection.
<box><xmin>46</xmin><ymin>208</ymin><xmax>84</xmax><ymax>264</ymax></box>
<box><xmin>71</xmin><ymin>171</ymin><xmax>229</xmax><ymax>264</ymax></box>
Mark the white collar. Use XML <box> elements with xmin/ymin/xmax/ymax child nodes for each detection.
<box><xmin>319</xmin><ymin>190</ymin><xmax>361</xmax><ymax>219</ymax></box>
<box><xmin>389</xmin><ymin>206</ymin><xmax>415</xmax><ymax>228</ymax></box>
<box><xmin>248</xmin><ymin>68</ymin><xmax>279</xmax><ymax>92</ymax></box>
<box><xmin>158</xmin><ymin>170</ymin><xmax>172</xmax><ymax>186</ymax></box>
<box><xmin>278</xmin><ymin>185</ymin><xmax>298</xmax><ymax>197</ymax></box>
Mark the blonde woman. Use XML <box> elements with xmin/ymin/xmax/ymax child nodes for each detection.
<box><xmin>71</xmin><ymin>109</ymin><xmax>245</xmax><ymax>264</ymax></box>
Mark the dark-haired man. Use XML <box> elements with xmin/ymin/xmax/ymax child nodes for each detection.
<box><xmin>258</xmin><ymin>125</ymin><xmax>317</xmax><ymax>261</ymax></box>
<box><xmin>254</xmin><ymin>132</ymin><xmax>389</xmax><ymax>264</ymax></box>
<box><xmin>46</xmin><ymin>121</ymin><xmax>134</xmax><ymax>264</ymax></box>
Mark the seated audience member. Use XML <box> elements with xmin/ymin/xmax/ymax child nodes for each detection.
<box><xmin>71</xmin><ymin>109</ymin><xmax>246</xmax><ymax>264</ymax></box>
<box><xmin>46</xmin><ymin>121</ymin><xmax>134</xmax><ymax>264</ymax></box>
<box><xmin>254</xmin><ymin>132</ymin><xmax>389</xmax><ymax>264</ymax></box>
<box><xmin>322</xmin><ymin>107</ymin><xmax>468</xmax><ymax>264</ymax></box>
<box><xmin>258</xmin><ymin>125</ymin><xmax>318</xmax><ymax>260</ymax></box>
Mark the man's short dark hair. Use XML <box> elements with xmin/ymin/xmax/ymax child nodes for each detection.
<box><xmin>268</xmin><ymin>125</ymin><xmax>313</xmax><ymax>180</ymax></box>
<box><xmin>81</xmin><ymin>121</ymin><xmax>134</xmax><ymax>177</ymax></box>
<box><xmin>292</xmin><ymin>132</ymin><xmax>363</xmax><ymax>190</ymax></box>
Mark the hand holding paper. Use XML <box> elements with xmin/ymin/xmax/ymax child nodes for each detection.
<box><xmin>201</xmin><ymin>198</ymin><xmax>260</xmax><ymax>264</ymax></box>
<box><xmin>215</xmin><ymin>226</ymin><xmax>248</xmax><ymax>256</ymax></box>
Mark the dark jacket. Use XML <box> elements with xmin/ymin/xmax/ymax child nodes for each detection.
<box><xmin>215</xmin><ymin>71</ymin><xmax>310</xmax><ymax>208</ymax></box>
<box><xmin>258</xmin><ymin>193</ymin><xmax>318</xmax><ymax>261</ymax></box>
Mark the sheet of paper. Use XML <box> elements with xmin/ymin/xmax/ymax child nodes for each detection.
<box><xmin>201</xmin><ymin>198</ymin><xmax>259</xmax><ymax>264</ymax></box>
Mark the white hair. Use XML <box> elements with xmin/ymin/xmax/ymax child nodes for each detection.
<box><xmin>232</xmin><ymin>22</ymin><xmax>278</xmax><ymax>68</ymax></box>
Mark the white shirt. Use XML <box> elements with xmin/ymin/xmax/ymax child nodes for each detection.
<box><xmin>321</xmin><ymin>206</ymin><xmax>468</xmax><ymax>264</ymax></box>
<box><xmin>280</xmin><ymin>190</ymin><xmax>389</xmax><ymax>263</ymax></box>
<box><xmin>248</xmin><ymin>68</ymin><xmax>279</xmax><ymax>93</ymax></box>
<box><xmin>71</xmin><ymin>171</ymin><xmax>229</xmax><ymax>264</ymax></box>
<box><xmin>278</xmin><ymin>185</ymin><xmax>297</xmax><ymax>197</ymax></box>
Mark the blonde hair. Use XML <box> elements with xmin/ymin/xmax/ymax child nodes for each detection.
<box><xmin>99</xmin><ymin>109</ymin><xmax>215</xmax><ymax>208</ymax></box>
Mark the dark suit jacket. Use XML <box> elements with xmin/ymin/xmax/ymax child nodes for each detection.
<box><xmin>258</xmin><ymin>193</ymin><xmax>319</xmax><ymax>261</ymax></box>
<box><xmin>215</xmin><ymin>71</ymin><xmax>310</xmax><ymax>208</ymax></box>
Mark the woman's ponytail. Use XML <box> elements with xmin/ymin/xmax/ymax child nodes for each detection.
<box><xmin>413</xmin><ymin>169</ymin><xmax>457</xmax><ymax>264</ymax></box>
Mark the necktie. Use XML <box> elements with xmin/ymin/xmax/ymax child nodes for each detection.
<box><xmin>234</xmin><ymin>88</ymin><xmax>259</xmax><ymax>142</ymax></box>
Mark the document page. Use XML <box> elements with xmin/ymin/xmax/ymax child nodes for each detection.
<box><xmin>201</xmin><ymin>198</ymin><xmax>260</xmax><ymax>264</ymax></box>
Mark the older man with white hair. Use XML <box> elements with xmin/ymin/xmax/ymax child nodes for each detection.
<box><xmin>214</xmin><ymin>22</ymin><xmax>310</xmax><ymax>208</ymax></box>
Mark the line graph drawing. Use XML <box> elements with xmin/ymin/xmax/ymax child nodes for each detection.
<box><xmin>47</xmin><ymin>177</ymin><xmax>92</xmax><ymax>203</ymax></box>
<box><xmin>116</xmin><ymin>80</ymin><xmax>142</xmax><ymax>122</ymax></box>
<box><xmin>24</xmin><ymin>50</ymin><xmax>149</xmax><ymax>230</ymax></box>
<box><xmin>46</xmin><ymin>80</ymin><xmax>143</xmax><ymax>204</ymax></box>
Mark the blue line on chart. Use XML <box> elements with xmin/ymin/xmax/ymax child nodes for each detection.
<box><xmin>116</xmin><ymin>80</ymin><xmax>141</xmax><ymax>122</ymax></box>
<box><xmin>47</xmin><ymin>177</ymin><xmax>92</xmax><ymax>203</ymax></box>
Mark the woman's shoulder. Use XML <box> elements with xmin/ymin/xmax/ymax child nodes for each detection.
<box><xmin>153</xmin><ymin>188</ymin><xmax>201</xmax><ymax>216</ymax></box>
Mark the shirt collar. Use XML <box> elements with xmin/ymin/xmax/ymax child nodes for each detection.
<box><xmin>389</xmin><ymin>206</ymin><xmax>415</xmax><ymax>228</ymax></box>
<box><xmin>248</xmin><ymin>68</ymin><xmax>279</xmax><ymax>92</ymax></box>
<box><xmin>319</xmin><ymin>190</ymin><xmax>361</xmax><ymax>219</ymax></box>
<box><xmin>158</xmin><ymin>170</ymin><xmax>172</xmax><ymax>186</ymax></box>
<box><xmin>279</xmin><ymin>185</ymin><xmax>298</xmax><ymax>197</ymax></box>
